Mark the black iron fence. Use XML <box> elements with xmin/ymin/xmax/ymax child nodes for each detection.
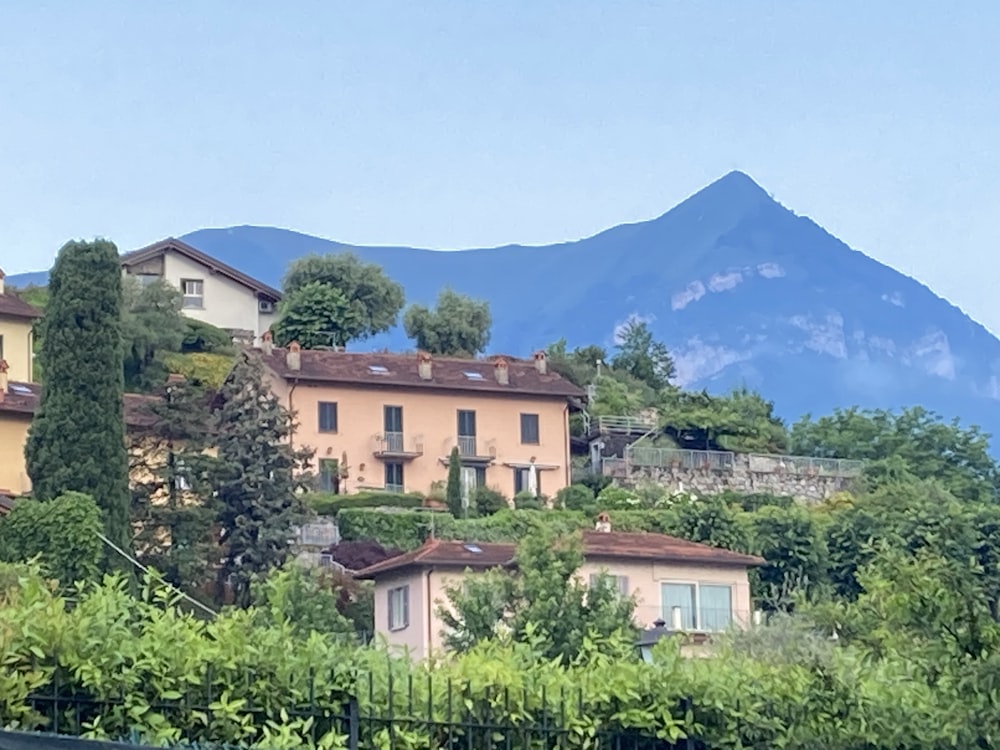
<box><xmin>18</xmin><ymin>670</ymin><xmax>697</xmax><ymax>750</ymax></box>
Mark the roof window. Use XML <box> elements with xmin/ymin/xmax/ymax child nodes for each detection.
<box><xmin>463</xmin><ymin>543</ymin><xmax>483</xmax><ymax>554</ymax></box>
<box><xmin>463</xmin><ymin>371</ymin><xmax>485</xmax><ymax>381</ymax></box>
<box><xmin>368</xmin><ymin>365</ymin><xmax>389</xmax><ymax>375</ymax></box>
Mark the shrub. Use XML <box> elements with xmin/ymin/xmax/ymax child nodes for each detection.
<box><xmin>161</xmin><ymin>351</ymin><xmax>234</xmax><ymax>388</ymax></box>
<box><xmin>0</xmin><ymin>492</ymin><xmax>103</xmax><ymax>586</ymax></box>
<box><xmin>249</xmin><ymin>562</ymin><xmax>355</xmax><ymax>638</ymax></box>
<box><xmin>596</xmin><ymin>485</ymin><xmax>642</xmax><ymax>510</ymax></box>
<box><xmin>473</xmin><ymin>486</ymin><xmax>509</xmax><ymax>516</ymax></box>
<box><xmin>337</xmin><ymin>509</ymin><xmax>445</xmax><ymax>550</ymax></box>
<box><xmin>181</xmin><ymin>318</ymin><xmax>235</xmax><ymax>353</ymax></box>
<box><xmin>308</xmin><ymin>491</ymin><xmax>425</xmax><ymax>516</ymax></box>
<box><xmin>555</xmin><ymin>483</ymin><xmax>596</xmax><ymax>512</ymax></box>
<box><xmin>514</xmin><ymin>491</ymin><xmax>544</xmax><ymax>510</ymax></box>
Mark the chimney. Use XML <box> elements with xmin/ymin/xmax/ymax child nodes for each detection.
<box><xmin>494</xmin><ymin>357</ymin><xmax>509</xmax><ymax>386</ymax></box>
<box><xmin>417</xmin><ymin>351</ymin><xmax>432</xmax><ymax>381</ymax></box>
<box><xmin>595</xmin><ymin>511</ymin><xmax>611</xmax><ymax>533</ymax></box>
<box><xmin>286</xmin><ymin>341</ymin><xmax>301</xmax><ymax>371</ymax></box>
<box><xmin>533</xmin><ymin>350</ymin><xmax>547</xmax><ymax>375</ymax></box>
<box><xmin>260</xmin><ymin>330</ymin><xmax>274</xmax><ymax>356</ymax></box>
<box><xmin>0</xmin><ymin>360</ymin><xmax>8</xmax><ymax>402</ymax></box>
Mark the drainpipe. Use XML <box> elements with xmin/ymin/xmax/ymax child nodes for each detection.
<box><xmin>287</xmin><ymin>380</ymin><xmax>298</xmax><ymax>450</ymax></box>
<box><xmin>563</xmin><ymin>402</ymin><xmax>570</xmax><ymax>487</ymax></box>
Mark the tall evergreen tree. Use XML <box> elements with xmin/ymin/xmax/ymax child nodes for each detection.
<box><xmin>25</xmin><ymin>239</ymin><xmax>131</xmax><ymax>557</ymax></box>
<box><xmin>211</xmin><ymin>351</ymin><xmax>313</xmax><ymax>607</ymax></box>
<box><xmin>129</xmin><ymin>375</ymin><xmax>217</xmax><ymax>592</ymax></box>
<box><xmin>445</xmin><ymin>447</ymin><xmax>463</xmax><ymax>517</ymax></box>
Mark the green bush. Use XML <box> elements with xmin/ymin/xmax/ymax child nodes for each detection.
<box><xmin>555</xmin><ymin>483</ymin><xmax>596</xmax><ymax>512</ymax></box>
<box><xmin>337</xmin><ymin>509</ymin><xmax>445</xmax><ymax>551</ymax></box>
<box><xmin>0</xmin><ymin>492</ymin><xmax>103</xmax><ymax>586</ymax></box>
<box><xmin>308</xmin><ymin>491</ymin><xmax>425</xmax><ymax>517</ymax></box>
<box><xmin>181</xmin><ymin>318</ymin><xmax>235</xmax><ymax>353</ymax></box>
<box><xmin>473</xmin><ymin>486</ymin><xmax>509</xmax><ymax>516</ymax></box>
<box><xmin>514</xmin><ymin>491</ymin><xmax>544</xmax><ymax>510</ymax></box>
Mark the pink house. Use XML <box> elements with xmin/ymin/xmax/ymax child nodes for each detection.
<box><xmin>355</xmin><ymin>524</ymin><xmax>763</xmax><ymax>660</ymax></box>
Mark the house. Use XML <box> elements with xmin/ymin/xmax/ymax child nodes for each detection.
<box><xmin>0</xmin><ymin>269</ymin><xmax>41</xmax><ymax>383</ymax></box>
<box><xmin>258</xmin><ymin>343</ymin><xmax>586</xmax><ymax>500</ymax></box>
<box><xmin>354</xmin><ymin>523</ymin><xmax>763</xmax><ymax>660</ymax></box>
<box><xmin>120</xmin><ymin>238</ymin><xmax>282</xmax><ymax>342</ymax></box>
<box><xmin>0</xmin><ymin>362</ymin><xmax>159</xmax><ymax>496</ymax></box>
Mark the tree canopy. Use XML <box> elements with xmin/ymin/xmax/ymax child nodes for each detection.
<box><xmin>612</xmin><ymin>318</ymin><xmax>676</xmax><ymax>390</ymax></box>
<box><xmin>274</xmin><ymin>253</ymin><xmax>405</xmax><ymax>348</ymax></box>
<box><xmin>122</xmin><ymin>276</ymin><xmax>188</xmax><ymax>390</ymax></box>
<box><xmin>403</xmin><ymin>288</ymin><xmax>492</xmax><ymax>356</ymax></box>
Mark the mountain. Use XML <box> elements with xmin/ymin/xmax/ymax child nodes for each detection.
<box><xmin>11</xmin><ymin>171</ymin><xmax>1000</xmax><ymax>442</ymax></box>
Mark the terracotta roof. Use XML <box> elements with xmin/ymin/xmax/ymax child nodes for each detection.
<box><xmin>121</xmin><ymin>238</ymin><xmax>282</xmax><ymax>301</ymax></box>
<box><xmin>260</xmin><ymin>348</ymin><xmax>586</xmax><ymax>398</ymax></box>
<box><xmin>354</xmin><ymin>539</ymin><xmax>517</xmax><ymax>578</ymax></box>
<box><xmin>354</xmin><ymin>530</ymin><xmax>762</xmax><ymax>579</ymax></box>
<box><xmin>0</xmin><ymin>291</ymin><xmax>41</xmax><ymax>320</ymax></box>
<box><xmin>580</xmin><ymin>530</ymin><xmax>764</xmax><ymax>567</ymax></box>
<box><xmin>0</xmin><ymin>381</ymin><xmax>160</xmax><ymax>428</ymax></box>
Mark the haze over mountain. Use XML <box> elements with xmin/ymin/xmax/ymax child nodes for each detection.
<box><xmin>11</xmin><ymin>172</ymin><xmax>1000</xmax><ymax>443</ymax></box>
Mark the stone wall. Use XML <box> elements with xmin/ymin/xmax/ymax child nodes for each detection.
<box><xmin>602</xmin><ymin>449</ymin><xmax>861</xmax><ymax>503</ymax></box>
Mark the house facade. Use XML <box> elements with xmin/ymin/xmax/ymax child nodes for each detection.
<box><xmin>0</xmin><ymin>269</ymin><xmax>40</xmax><ymax>383</ymax></box>
<box><xmin>120</xmin><ymin>238</ymin><xmax>281</xmax><ymax>341</ymax></box>
<box><xmin>259</xmin><ymin>344</ymin><xmax>585</xmax><ymax>500</ymax></box>
<box><xmin>355</xmin><ymin>526</ymin><xmax>762</xmax><ymax>660</ymax></box>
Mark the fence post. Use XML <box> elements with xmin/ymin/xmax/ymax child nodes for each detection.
<box><xmin>681</xmin><ymin>696</ymin><xmax>695</xmax><ymax>750</ymax></box>
<box><xmin>348</xmin><ymin>697</ymin><xmax>360</xmax><ymax>750</ymax></box>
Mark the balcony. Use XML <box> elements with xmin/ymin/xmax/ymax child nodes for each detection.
<box><xmin>451</xmin><ymin>435</ymin><xmax>496</xmax><ymax>465</ymax></box>
<box><xmin>372</xmin><ymin>432</ymin><xmax>423</xmax><ymax>460</ymax></box>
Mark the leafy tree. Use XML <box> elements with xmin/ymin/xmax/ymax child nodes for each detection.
<box><xmin>180</xmin><ymin>318</ymin><xmax>234</xmax><ymax>353</ymax></box>
<box><xmin>211</xmin><ymin>351</ymin><xmax>313</xmax><ymax>606</ymax></box>
<box><xmin>25</xmin><ymin>239</ymin><xmax>131</xmax><ymax>560</ymax></box>
<box><xmin>128</xmin><ymin>376</ymin><xmax>217</xmax><ymax>592</ymax></box>
<box><xmin>402</xmin><ymin>288</ymin><xmax>492</xmax><ymax>356</ymax></box>
<box><xmin>790</xmin><ymin>406</ymin><xmax>999</xmax><ymax>503</ymax></box>
<box><xmin>445</xmin><ymin>447</ymin><xmax>462</xmax><ymax>517</ymax></box>
<box><xmin>249</xmin><ymin>562</ymin><xmax>355</xmax><ymax>638</ymax></box>
<box><xmin>546</xmin><ymin>339</ymin><xmax>608</xmax><ymax>388</ymax></box>
<box><xmin>440</xmin><ymin>530</ymin><xmax>636</xmax><ymax>661</ymax></box>
<box><xmin>665</xmin><ymin>494</ymin><xmax>749</xmax><ymax>552</ymax></box>
<box><xmin>747</xmin><ymin>505</ymin><xmax>828</xmax><ymax>610</ymax></box>
<box><xmin>274</xmin><ymin>253</ymin><xmax>405</xmax><ymax>348</ymax></box>
<box><xmin>611</xmin><ymin>318</ymin><xmax>676</xmax><ymax>391</ymax></box>
<box><xmin>661</xmin><ymin>388</ymin><xmax>789</xmax><ymax>452</ymax></box>
<box><xmin>0</xmin><ymin>492</ymin><xmax>103</xmax><ymax>585</ymax></box>
<box><xmin>122</xmin><ymin>276</ymin><xmax>188</xmax><ymax>390</ymax></box>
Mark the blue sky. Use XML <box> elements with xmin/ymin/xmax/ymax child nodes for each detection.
<box><xmin>2</xmin><ymin>2</ymin><xmax>998</xmax><ymax>332</ymax></box>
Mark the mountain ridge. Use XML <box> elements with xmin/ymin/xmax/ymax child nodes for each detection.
<box><xmin>8</xmin><ymin>172</ymin><xmax>1000</xmax><ymax>445</ymax></box>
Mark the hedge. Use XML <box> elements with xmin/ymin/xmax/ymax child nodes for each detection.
<box><xmin>307</xmin><ymin>491</ymin><xmax>426</xmax><ymax>517</ymax></box>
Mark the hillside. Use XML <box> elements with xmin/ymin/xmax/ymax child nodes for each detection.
<box><xmin>11</xmin><ymin>171</ymin><xmax>1000</xmax><ymax>440</ymax></box>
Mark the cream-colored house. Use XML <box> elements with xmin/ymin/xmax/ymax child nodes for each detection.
<box><xmin>0</xmin><ymin>269</ymin><xmax>40</xmax><ymax>383</ymax></box>
<box><xmin>120</xmin><ymin>238</ymin><xmax>281</xmax><ymax>341</ymax></box>
<box><xmin>259</xmin><ymin>344</ymin><xmax>585</xmax><ymax>499</ymax></box>
<box><xmin>355</xmin><ymin>526</ymin><xmax>763</xmax><ymax>660</ymax></box>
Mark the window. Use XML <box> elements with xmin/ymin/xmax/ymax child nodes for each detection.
<box><xmin>661</xmin><ymin>583</ymin><xmax>733</xmax><ymax>632</ymax></box>
<box><xmin>513</xmin><ymin>467</ymin><xmax>540</xmax><ymax>496</ymax></box>
<box><xmin>318</xmin><ymin>402</ymin><xmax>338</xmax><ymax>433</ymax></box>
<box><xmin>388</xmin><ymin>585</ymin><xmax>409</xmax><ymax>631</ymax></box>
<box><xmin>318</xmin><ymin>459</ymin><xmax>340</xmax><ymax>493</ymax></box>
<box><xmin>463</xmin><ymin>371</ymin><xmax>484</xmax><ymax>381</ymax></box>
<box><xmin>136</xmin><ymin>273</ymin><xmax>161</xmax><ymax>288</ymax></box>
<box><xmin>180</xmin><ymin>279</ymin><xmax>204</xmax><ymax>308</ymax></box>
<box><xmin>385</xmin><ymin>462</ymin><xmax>404</xmax><ymax>493</ymax></box>
<box><xmin>520</xmin><ymin>413</ymin><xmax>540</xmax><ymax>444</ymax></box>
<box><xmin>368</xmin><ymin>364</ymin><xmax>389</xmax><ymax>374</ymax></box>
<box><xmin>589</xmin><ymin>573</ymin><xmax>629</xmax><ymax>597</ymax></box>
<box><xmin>457</xmin><ymin>409</ymin><xmax>477</xmax><ymax>456</ymax></box>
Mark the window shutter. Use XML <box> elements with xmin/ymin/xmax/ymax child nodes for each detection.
<box><xmin>402</xmin><ymin>586</ymin><xmax>410</xmax><ymax>628</ymax></box>
<box><xmin>618</xmin><ymin>576</ymin><xmax>629</xmax><ymax>596</ymax></box>
<box><xmin>387</xmin><ymin>589</ymin><xmax>395</xmax><ymax>629</ymax></box>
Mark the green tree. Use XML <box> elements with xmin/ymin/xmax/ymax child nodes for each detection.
<box><xmin>440</xmin><ymin>530</ymin><xmax>636</xmax><ymax>661</ymax></box>
<box><xmin>25</xmin><ymin>239</ymin><xmax>131</xmax><ymax>559</ymax></box>
<box><xmin>0</xmin><ymin>492</ymin><xmax>103</xmax><ymax>586</ymax></box>
<box><xmin>211</xmin><ymin>352</ymin><xmax>314</xmax><ymax>606</ymax></box>
<box><xmin>611</xmin><ymin>318</ymin><xmax>676</xmax><ymax>391</ymax></box>
<box><xmin>790</xmin><ymin>406</ymin><xmax>999</xmax><ymax>503</ymax></box>
<box><xmin>274</xmin><ymin>253</ymin><xmax>405</xmax><ymax>348</ymax></box>
<box><xmin>747</xmin><ymin>504</ymin><xmax>828</xmax><ymax>610</ymax></box>
<box><xmin>445</xmin><ymin>447</ymin><xmax>463</xmax><ymax>517</ymax></box>
<box><xmin>249</xmin><ymin>562</ymin><xmax>355</xmax><ymax>638</ymax></box>
<box><xmin>122</xmin><ymin>276</ymin><xmax>188</xmax><ymax>390</ymax></box>
<box><xmin>661</xmin><ymin>388</ymin><xmax>789</xmax><ymax>452</ymax></box>
<box><xmin>473</xmin><ymin>486</ymin><xmax>508</xmax><ymax>517</ymax></box>
<box><xmin>402</xmin><ymin>288</ymin><xmax>492</xmax><ymax>356</ymax></box>
<box><xmin>128</xmin><ymin>376</ymin><xmax>217</xmax><ymax>592</ymax></box>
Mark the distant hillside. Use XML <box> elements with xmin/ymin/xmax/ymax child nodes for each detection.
<box><xmin>11</xmin><ymin>171</ymin><xmax>1000</xmax><ymax>443</ymax></box>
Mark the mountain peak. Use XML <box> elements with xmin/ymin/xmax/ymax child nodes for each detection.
<box><xmin>701</xmin><ymin>170</ymin><xmax>771</xmax><ymax>201</ymax></box>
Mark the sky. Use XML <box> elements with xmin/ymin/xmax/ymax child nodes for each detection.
<box><xmin>2</xmin><ymin>2</ymin><xmax>998</xmax><ymax>332</ymax></box>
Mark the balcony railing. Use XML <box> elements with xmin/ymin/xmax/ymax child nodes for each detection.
<box><xmin>457</xmin><ymin>435</ymin><xmax>477</xmax><ymax>457</ymax></box>
<box><xmin>385</xmin><ymin>483</ymin><xmax>404</xmax><ymax>494</ymax></box>
<box><xmin>627</xmin><ymin>447</ymin><xmax>736</xmax><ymax>471</ymax></box>
<box><xmin>373</xmin><ymin>432</ymin><xmax>423</xmax><ymax>458</ymax></box>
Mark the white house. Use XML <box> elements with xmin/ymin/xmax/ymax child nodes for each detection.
<box><xmin>120</xmin><ymin>238</ymin><xmax>281</xmax><ymax>341</ymax></box>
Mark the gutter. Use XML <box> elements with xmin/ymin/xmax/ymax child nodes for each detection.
<box><xmin>425</xmin><ymin>568</ymin><xmax>433</xmax><ymax>658</ymax></box>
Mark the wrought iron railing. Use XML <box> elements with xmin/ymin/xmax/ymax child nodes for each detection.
<box><xmin>457</xmin><ymin>435</ymin><xmax>477</xmax><ymax>457</ymax></box>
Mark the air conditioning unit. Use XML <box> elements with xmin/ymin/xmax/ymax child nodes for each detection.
<box><xmin>259</xmin><ymin>299</ymin><xmax>275</xmax><ymax>313</ymax></box>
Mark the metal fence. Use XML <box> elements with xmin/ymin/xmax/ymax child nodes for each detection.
<box><xmin>621</xmin><ymin>447</ymin><xmax>863</xmax><ymax>478</ymax></box>
<box><xmin>626</xmin><ymin>447</ymin><xmax>736</xmax><ymax>472</ymax></box>
<box><xmin>745</xmin><ymin>453</ymin><xmax>864</xmax><ymax>477</ymax></box>
<box><xmin>21</xmin><ymin>671</ymin><xmax>695</xmax><ymax>750</ymax></box>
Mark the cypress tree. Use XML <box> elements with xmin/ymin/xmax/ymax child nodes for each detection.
<box><xmin>25</xmin><ymin>239</ymin><xmax>131</xmax><ymax>558</ymax></box>
<box><xmin>445</xmin><ymin>446</ymin><xmax>463</xmax><ymax>517</ymax></box>
<box><xmin>212</xmin><ymin>351</ymin><xmax>313</xmax><ymax>607</ymax></box>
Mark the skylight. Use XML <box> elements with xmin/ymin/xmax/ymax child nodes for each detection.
<box><xmin>9</xmin><ymin>385</ymin><xmax>32</xmax><ymax>395</ymax></box>
<box><xmin>367</xmin><ymin>365</ymin><xmax>389</xmax><ymax>374</ymax></box>
<box><xmin>463</xmin><ymin>371</ymin><xmax>485</xmax><ymax>381</ymax></box>
<box><xmin>463</xmin><ymin>543</ymin><xmax>483</xmax><ymax>554</ymax></box>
